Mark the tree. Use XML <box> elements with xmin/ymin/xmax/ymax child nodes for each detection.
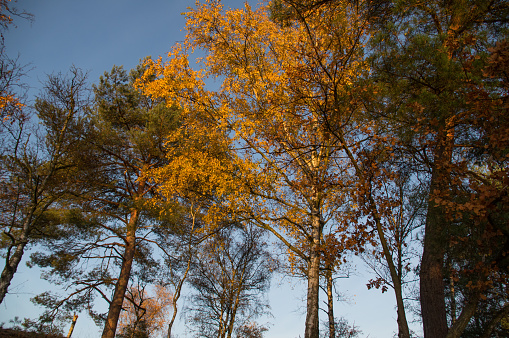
<box><xmin>185</xmin><ymin>225</ymin><xmax>273</xmax><ymax>338</ymax></box>
<box><xmin>90</xmin><ymin>63</ymin><xmax>174</xmax><ymax>338</ymax></box>
<box><xmin>320</xmin><ymin>317</ymin><xmax>361</xmax><ymax>338</ymax></box>
<box><xmin>268</xmin><ymin>1</ymin><xmax>417</xmax><ymax>336</ymax></box>
<box><xmin>117</xmin><ymin>284</ymin><xmax>172</xmax><ymax>338</ymax></box>
<box><xmin>154</xmin><ymin>200</ymin><xmax>212</xmax><ymax>338</ymax></box>
<box><xmin>27</xmin><ymin>61</ymin><xmax>180</xmax><ymax>338</ymax></box>
<box><xmin>139</xmin><ymin>2</ymin><xmax>371</xmax><ymax>338</ymax></box>
<box><xmin>139</xmin><ymin>1</ymin><xmax>509</xmax><ymax>337</ymax></box>
<box><xmin>237</xmin><ymin>322</ymin><xmax>269</xmax><ymax>338</ymax></box>
<box><xmin>0</xmin><ymin>66</ymin><xmax>89</xmax><ymax>304</ymax></box>
<box><xmin>367</xmin><ymin>1</ymin><xmax>509</xmax><ymax>336</ymax></box>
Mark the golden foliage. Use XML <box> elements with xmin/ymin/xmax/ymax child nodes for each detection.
<box><xmin>138</xmin><ymin>0</ymin><xmax>371</xmax><ymax>265</ymax></box>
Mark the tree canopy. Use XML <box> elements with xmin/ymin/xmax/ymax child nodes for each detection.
<box><xmin>1</xmin><ymin>1</ymin><xmax>508</xmax><ymax>337</ymax></box>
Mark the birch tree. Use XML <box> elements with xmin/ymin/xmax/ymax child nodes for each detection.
<box><xmin>139</xmin><ymin>2</ymin><xmax>371</xmax><ymax>337</ymax></box>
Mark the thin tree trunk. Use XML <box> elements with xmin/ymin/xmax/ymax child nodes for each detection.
<box><xmin>102</xmin><ymin>209</ymin><xmax>139</xmax><ymax>338</ymax></box>
<box><xmin>445</xmin><ymin>293</ymin><xmax>480</xmax><ymax>338</ymax></box>
<box><xmin>304</xmin><ymin>210</ymin><xmax>321</xmax><ymax>338</ymax></box>
<box><xmin>447</xmin><ymin>256</ymin><xmax>456</xmax><ymax>325</ymax></box>
<box><xmin>227</xmin><ymin>257</ymin><xmax>249</xmax><ymax>338</ymax></box>
<box><xmin>166</xmin><ymin>266</ymin><xmax>188</xmax><ymax>338</ymax></box>
<box><xmin>218</xmin><ymin>307</ymin><xmax>226</xmax><ymax>338</ymax></box>
<box><xmin>166</xmin><ymin>276</ymin><xmax>185</xmax><ymax>338</ymax></box>
<box><xmin>337</xmin><ymin>130</ymin><xmax>410</xmax><ymax>338</ymax></box>
<box><xmin>326</xmin><ymin>268</ymin><xmax>335</xmax><ymax>338</ymax></box>
<box><xmin>226</xmin><ymin>284</ymin><xmax>242</xmax><ymax>338</ymax></box>
<box><xmin>66</xmin><ymin>314</ymin><xmax>78</xmax><ymax>338</ymax></box>
<box><xmin>369</xmin><ymin>194</ymin><xmax>410</xmax><ymax>338</ymax></box>
<box><xmin>167</xmin><ymin>206</ymin><xmax>196</xmax><ymax>338</ymax></box>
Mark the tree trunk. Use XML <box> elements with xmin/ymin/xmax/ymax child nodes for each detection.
<box><xmin>420</xmin><ymin>131</ymin><xmax>451</xmax><ymax>338</ymax></box>
<box><xmin>168</xmin><ymin>209</ymin><xmax>196</xmax><ymax>338</ymax></box>
<box><xmin>226</xmin><ymin>285</ymin><xmax>242</xmax><ymax>338</ymax></box>
<box><xmin>365</xmin><ymin>191</ymin><xmax>410</xmax><ymax>338</ymax></box>
<box><xmin>304</xmin><ymin>210</ymin><xmax>321</xmax><ymax>338</ymax></box>
<box><xmin>339</xmin><ymin>130</ymin><xmax>410</xmax><ymax>337</ymax></box>
<box><xmin>372</xmin><ymin>206</ymin><xmax>410</xmax><ymax>338</ymax></box>
<box><xmin>167</xmin><ymin>294</ymin><xmax>179</xmax><ymax>338</ymax></box>
<box><xmin>0</xmin><ymin>214</ymin><xmax>33</xmax><ymax>304</ymax></box>
<box><xmin>66</xmin><ymin>314</ymin><xmax>78</xmax><ymax>338</ymax></box>
<box><xmin>102</xmin><ymin>209</ymin><xmax>139</xmax><ymax>338</ymax></box>
<box><xmin>227</xmin><ymin>266</ymin><xmax>246</xmax><ymax>338</ymax></box>
<box><xmin>326</xmin><ymin>268</ymin><xmax>335</xmax><ymax>338</ymax></box>
<box><xmin>447</xmin><ymin>255</ymin><xmax>456</xmax><ymax>326</ymax></box>
<box><xmin>0</xmin><ymin>238</ymin><xmax>28</xmax><ymax>304</ymax></box>
<box><xmin>445</xmin><ymin>293</ymin><xmax>480</xmax><ymax>338</ymax></box>
<box><xmin>420</xmin><ymin>204</ymin><xmax>448</xmax><ymax>337</ymax></box>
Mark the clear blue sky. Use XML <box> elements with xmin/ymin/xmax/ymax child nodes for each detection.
<box><xmin>1</xmin><ymin>1</ymin><xmax>421</xmax><ymax>337</ymax></box>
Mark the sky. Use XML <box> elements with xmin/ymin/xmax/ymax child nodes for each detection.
<box><xmin>0</xmin><ymin>1</ymin><xmax>422</xmax><ymax>337</ymax></box>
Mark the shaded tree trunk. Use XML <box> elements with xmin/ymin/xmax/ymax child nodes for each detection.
<box><xmin>305</xmin><ymin>210</ymin><xmax>321</xmax><ymax>338</ymax></box>
<box><xmin>102</xmin><ymin>209</ymin><xmax>139</xmax><ymax>338</ymax></box>
<box><xmin>326</xmin><ymin>268</ymin><xmax>335</xmax><ymax>338</ymax></box>
<box><xmin>420</xmin><ymin>201</ymin><xmax>448</xmax><ymax>337</ymax></box>
<box><xmin>369</xmin><ymin>195</ymin><xmax>410</xmax><ymax>338</ymax></box>
<box><xmin>340</xmin><ymin>131</ymin><xmax>410</xmax><ymax>338</ymax></box>
<box><xmin>446</xmin><ymin>294</ymin><xmax>480</xmax><ymax>338</ymax></box>
<box><xmin>0</xmin><ymin>218</ymin><xmax>30</xmax><ymax>303</ymax></box>
<box><xmin>420</xmin><ymin>130</ymin><xmax>452</xmax><ymax>338</ymax></box>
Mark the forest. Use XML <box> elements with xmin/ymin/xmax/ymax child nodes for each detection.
<box><xmin>0</xmin><ymin>0</ymin><xmax>508</xmax><ymax>337</ymax></box>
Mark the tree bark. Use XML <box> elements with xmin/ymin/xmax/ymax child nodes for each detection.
<box><xmin>420</xmin><ymin>130</ymin><xmax>451</xmax><ymax>338</ymax></box>
<box><xmin>0</xmin><ymin>237</ymin><xmax>28</xmax><ymax>304</ymax></box>
<box><xmin>0</xmin><ymin>213</ymin><xmax>33</xmax><ymax>304</ymax></box>
<box><xmin>102</xmin><ymin>209</ymin><xmax>139</xmax><ymax>338</ymax></box>
<box><xmin>66</xmin><ymin>314</ymin><xmax>78</xmax><ymax>338</ymax></box>
<box><xmin>420</xmin><ymin>204</ymin><xmax>448</xmax><ymax>337</ymax></box>
<box><xmin>337</xmin><ymin>129</ymin><xmax>411</xmax><ymax>337</ymax></box>
<box><xmin>326</xmin><ymin>268</ymin><xmax>335</xmax><ymax>338</ymax></box>
<box><xmin>445</xmin><ymin>293</ymin><xmax>480</xmax><ymax>338</ymax></box>
<box><xmin>304</xmin><ymin>210</ymin><xmax>321</xmax><ymax>338</ymax></box>
<box><xmin>368</xmin><ymin>193</ymin><xmax>410</xmax><ymax>338</ymax></box>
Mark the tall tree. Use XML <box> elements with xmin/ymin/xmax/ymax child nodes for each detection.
<box><xmin>0</xmin><ymin>66</ymin><xmax>89</xmax><ymax>304</ymax></box>
<box><xmin>368</xmin><ymin>0</ymin><xmax>509</xmax><ymax>336</ymax></box>
<box><xmin>269</xmin><ymin>1</ymin><xmax>416</xmax><ymax>336</ymax></box>
<box><xmin>92</xmin><ymin>62</ymin><xmax>180</xmax><ymax>338</ymax></box>
<box><xmin>139</xmin><ymin>2</ymin><xmax>371</xmax><ymax>337</ymax></box>
<box><xmin>28</xmin><ymin>61</ymin><xmax>180</xmax><ymax>337</ymax></box>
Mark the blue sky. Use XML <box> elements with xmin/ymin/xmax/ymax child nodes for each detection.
<box><xmin>1</xmin><ymin>1</ymin><xmax>420</xmax><ymax>337</ymax></box>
